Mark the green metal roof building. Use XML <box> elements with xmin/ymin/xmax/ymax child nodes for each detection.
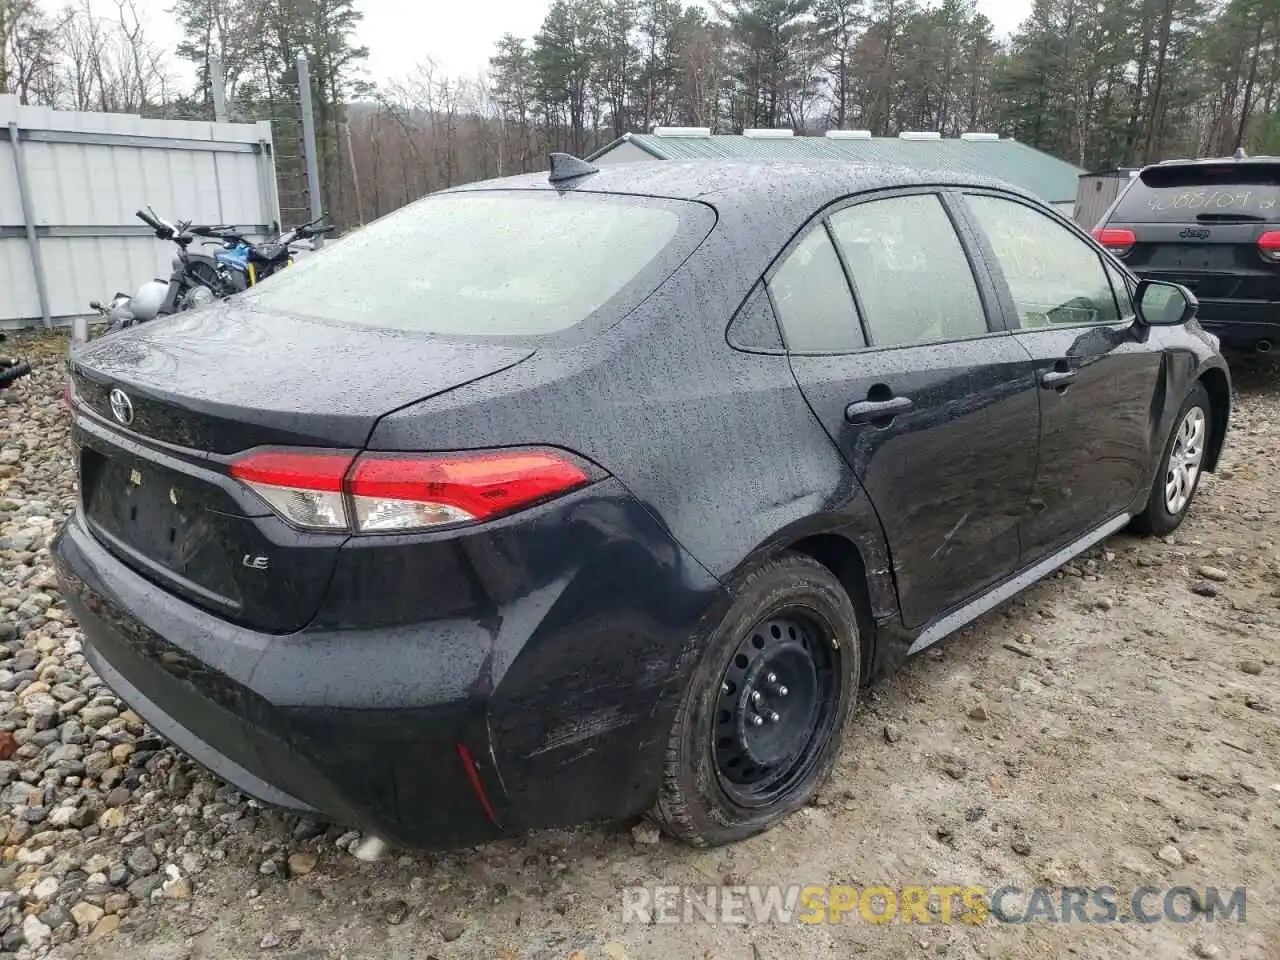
<box><xmin>588</xmin><ymin>129</ymin><xmax>1085</xmax><ymax>215</ymax></box>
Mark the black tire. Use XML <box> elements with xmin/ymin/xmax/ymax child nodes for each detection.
<box><xmin>0</xmin><ymin>361</ymin><xmax>31</xmax><ymax>390</ymax></box>
<box><xmin>1131</xmin><ymin>382</ymin><xmax>1211</xmax><ymax>537</ymax></box>
<box><xmin>653</xmin><ymin>553</ymin><xmax>860</xmax><ymax>847</ymax></box>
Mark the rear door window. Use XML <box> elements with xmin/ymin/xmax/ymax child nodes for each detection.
<box><xmin>241</xmin><ymin>190</ymin><xmax>714</xmax><ymax>338</ymax></box>
<box><xmin>1111</xmin><ymin>163</ymin><xmax>1280</xmax><ymax>223</ymax></box>
<box><xmin>828</xmin><ymin>194</ymin><xmax>988</xmax><ymax>347</ymax></box>
<box><xmin>768</xmin><ymin>226</ymin><xmax>866</xmax><ymax>352</ymax></box>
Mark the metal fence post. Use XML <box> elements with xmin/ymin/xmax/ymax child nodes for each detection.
<box><xmin>210</xmin><ymin>57</ymin><xmax>230</xmax><ymax>122</ymax></box>
<box><xmin>257</xmin><ymin>140</ymin><xmax>280</xmax><ymax>234</ymax></box>
<box><xmin>296</xmin><ymin>56</ymin><xmax>324</xmax><ymax>249</ymax></box>
<box><xmin>7</xmin><ymin>123</ymin><xmax>52</xmax><ymax>329</ymax></box>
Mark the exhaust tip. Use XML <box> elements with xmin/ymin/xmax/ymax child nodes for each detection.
<box><xmin>1256</xmin><ymin>340</ymin><xmax>1273</xmax><ymax>354</ymax></box>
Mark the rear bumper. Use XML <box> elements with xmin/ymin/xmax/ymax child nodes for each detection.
<box><xmin>53</xmin><ymin>480</ymin><xmax>725</xmax><ymax>848</ymax></box>
<box><xmin>1188</xmin><ymin>299</ymin><xmax>1280</xmax><ymax>348</ymax></box>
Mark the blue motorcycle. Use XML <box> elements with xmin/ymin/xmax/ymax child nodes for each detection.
<box><xmin>200</xmin><ymin>215</ymin><xmax>332</xmax><ymax>292</ymax></box>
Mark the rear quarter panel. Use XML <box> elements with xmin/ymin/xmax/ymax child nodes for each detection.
<box><xmin>366</xmin><ymin>227</ymin><xmax>898</xmax><ymax>623</ymax></box>
<box><xmin>366</xmin><ymin>217</ymin><xmax>901</xmax><ymax>817</ymax></box>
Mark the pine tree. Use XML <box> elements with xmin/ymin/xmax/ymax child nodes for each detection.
<box><xmin>814</xmin><ymin>0</ymin><xmax>865</xmax><ymax>127</ymax></box>
<box><xmin>595</xmin><ymin>0</ymin><xmax>638</xmax><ymax>137</ymax></box>
<box><xmin>533</xmin><ymin>0</ymin><xmax>598</xmax><ymax>154</ymax></box>
<box><xmin>490</xmin><ymin>34</ymin><xmax>538</xmax><ymax>171</ymax></box>
<box><xmin>717</xmin><ymin>0</ymin><xmax>816</xmax><ymax>129</ymax></box>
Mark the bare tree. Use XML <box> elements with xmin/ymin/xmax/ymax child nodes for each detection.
<box><xmin>113</xmin><ymin>0</ymin><xmax>169</xmax><ymax>110</ymax></box>
<box><xmin>16</xmin><ymin>0</ymin><xmax>172</xmax><ymax>112</ymax></box>
<box><xmin>4</xmin><ymin>0</ymin><xmax>62</xmax><ymax>104</ymax></box>
<box><xmin>58</xmin><ymin>6</ymin><xmax>99</xmax><ymax>110</ymax></box>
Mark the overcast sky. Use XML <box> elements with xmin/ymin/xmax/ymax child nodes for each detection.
<box><xmin>76</xmin><ymin>0</ymin><xmax>1036</xmax><ymax>88</ymax></box>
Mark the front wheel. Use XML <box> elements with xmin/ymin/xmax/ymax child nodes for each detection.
<box><xmin>177</xmin><ymin>283</ymin><xmax>218</xmax><ymax>311</ymax></box>
<box><xmin>1131</xmin><ymin>382</ymin><xmax>1211</xmax><ymax>536</ymax></box>
<box><xmin>653</xmin><ymin>554</ymin><xmax>859</xmax><ymax>847</ymax></box>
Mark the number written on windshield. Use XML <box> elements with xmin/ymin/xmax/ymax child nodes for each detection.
<box><xmin>1146</xmin><ymin>190</ymin><xmax>1279</xmax><ymax>212</ymax></box>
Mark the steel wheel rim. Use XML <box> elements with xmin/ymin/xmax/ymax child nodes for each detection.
<box><xmin>1165</xmin><ymin>406</ymin><xmax>1206</xmax><ymax>515</ymax></box>
<box><xmin>711</xmin><ymin>608</ymin><xmax>842</xmax><ymax>808</ymax></box>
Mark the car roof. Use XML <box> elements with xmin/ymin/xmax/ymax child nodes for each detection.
<box><xmin>446</xmin><ymin>159</ymin><xmax>1038</xmax><ymax>215</ymax></box>
<box><xmin>1141</xmin><ymin>155</ymin><xmax>1280</xmax><ymax>171</ymax></box>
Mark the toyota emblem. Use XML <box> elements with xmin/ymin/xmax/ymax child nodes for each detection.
<box><xmin>108</xmin><ymin>388</ymin><xmax>134</xmax><ymax>426</ymax></box>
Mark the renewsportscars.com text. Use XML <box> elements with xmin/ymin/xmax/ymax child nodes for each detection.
<box><xmin>621</xmin><ymin>884</ymin><xmax>1247</xmax><ymax>926</ymax></box>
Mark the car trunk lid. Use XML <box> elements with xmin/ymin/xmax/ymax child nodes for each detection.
<box><xmin>69</xmin><ymin>301</ymin><xmax>534</xmax><ymax>453</ymax></box>
<box><xmin>68</xmin><ymin>303</ymin><xmax>533</xmax><ymax>633</ymax></box>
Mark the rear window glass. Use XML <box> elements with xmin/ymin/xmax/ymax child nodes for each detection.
<box><xmin>240</xmin><ymin>191</ymin><xmax>711</xmax><ymax>337</ymax></box>
<box><xmin>769</xmin><ymin>226</ymin><xmax>865</xmax><ymax>352</ymax></box>
<box><xmin>1112</xmin><ymin>164</ymin><xmax>1280</xmax><ymax>222</ymax></box>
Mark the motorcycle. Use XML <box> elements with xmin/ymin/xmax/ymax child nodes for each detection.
<box><xmin>87</xmin><ymin>208</ymin><xmax>227</xmax><ymax>337</ymax></box>
<box><xmin>0</xmin><ymin>334</ymin><xmax>31</xmax><ymax>391</ymax></box>
<box><xmin>86</xmin><ymin>210</ymin><xmax>331</xmax><ymax>339</ymax></box>
<box><xmin>200</xmin><ymin>215</ymin><xmax>332</xmax><ymax>292</ymax></box>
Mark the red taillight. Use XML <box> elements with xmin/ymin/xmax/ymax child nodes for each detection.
<box><xmin>231</xmin><ymin>450</ymin><xmax>352</xmax><ymax>491</ymax></box>
<box><xmin>229</xmin><ymin>447</ymin><xmax>593</xmax><ymax>534</ymax></box>
<box><xmin>1092</xmin><ymin>227</ymin><xmax>1136</xmax><ymax>255</ymax></box>
<box><xmin>230</xmin><ymin>450</ymin><xmax>354</xmax><ymax>531</ymax></box>
<box><xmin>349</xmin><ymin>450</ymin><xmax>591</xmax><ymax>532</ymax></box>
<box><xmin>1259</xmin><ymin>231</ymin><xmax>1280</xmax><ymax>261</ymax></box>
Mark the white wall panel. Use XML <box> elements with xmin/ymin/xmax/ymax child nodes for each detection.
<box><xmin>0</xmin><ymin>94</ymin><xmax>279</xmax><ymax>327</ymax></box>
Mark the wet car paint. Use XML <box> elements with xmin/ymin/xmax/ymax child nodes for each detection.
<box><xmin>55</xmin><ymin>477</ymin><xmax>726</xmax><ymax>847</ymax></box>
<box><xmin>68</xmin><ymin>305</ymin><xmax>534</xmax><ymax>452</ymax></box>
<box><xmin>55</xmin><ymin>160</ymin><xmax>1232</xmax><ymax>847</ymax></box>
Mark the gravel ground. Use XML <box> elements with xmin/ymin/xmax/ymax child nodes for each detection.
<box><xmin>1</xmin><ymin>329</ymin><xmax>1279</xmax><ymax>959</ymax></box>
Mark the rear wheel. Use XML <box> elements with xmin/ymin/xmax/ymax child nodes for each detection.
<box><xmin>1131</xmin><ymin>382</ymin><xmax>1210</xmax><ymax>536</ymax></box>
<box><xmin>653</xmin><ymin>554</ymin><xmax>859</xmax><ymax>847</ymax></box>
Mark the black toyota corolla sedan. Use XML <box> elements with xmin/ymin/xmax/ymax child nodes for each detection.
<box><xmin>54</xmin><ymin>157</ymin><xmax>1230</xmax><ymax>850</ymax></box>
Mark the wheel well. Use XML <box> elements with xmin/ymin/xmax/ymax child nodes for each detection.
<box><xmin>788</xmin><ymin>534</ymin><xmax>875</xmax><ymax>684</ymax></box>
<box><xmin>1198</xmin><ymin>369</ymin><xmax>1230</xmax><ymax>472</ymax></box>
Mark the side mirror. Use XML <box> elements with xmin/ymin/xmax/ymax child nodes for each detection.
<box><xmin>1135</xmin><ymin>279</ymin><xmax>1198</xmax><ymax>327</ymax></box>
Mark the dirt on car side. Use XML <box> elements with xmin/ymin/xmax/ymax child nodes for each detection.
<box><xmin>1</xmin><ymin>331</ymin><xmax>1277</xmax><ymax>960</ymax></box>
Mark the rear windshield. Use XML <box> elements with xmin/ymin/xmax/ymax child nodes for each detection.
<box><xmin>240</xmin><ymin>190</ymin><xmax>712</xmax><ymax>337</ymax></box>
<box><xmin>1112</xmin><ymin>163</ymin><xmax>1280</xmax><ymax>223</ymax></box>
